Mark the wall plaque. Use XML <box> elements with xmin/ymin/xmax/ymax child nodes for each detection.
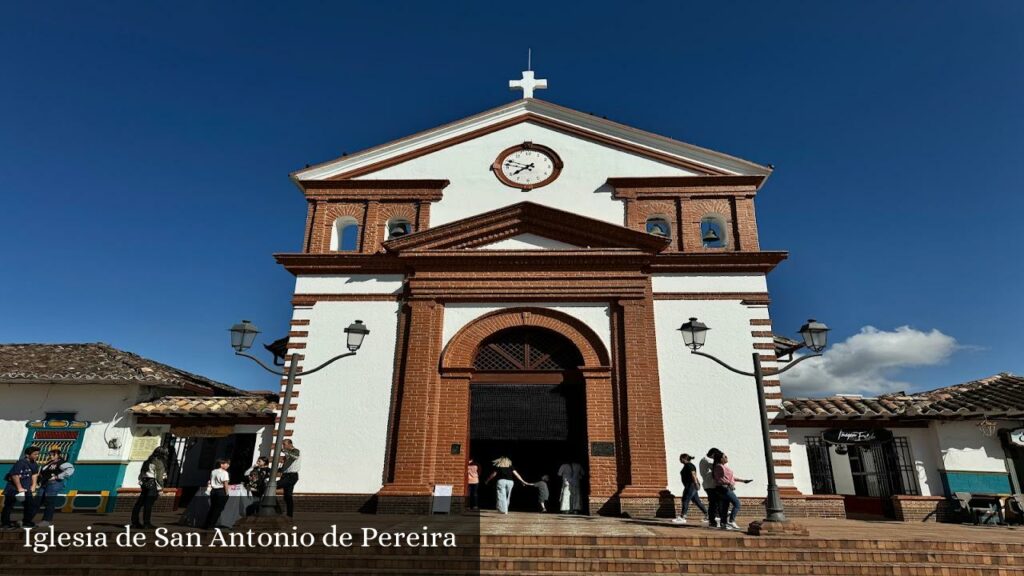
<box><xmin>591</xmin><ymin>441</ymin><xmax>615</xmax><ymax>457</ymax></box>
<box><xmin>129</xmin><ymin>431</ymin><xmax>162</xmax><ymax>461</ymax></box>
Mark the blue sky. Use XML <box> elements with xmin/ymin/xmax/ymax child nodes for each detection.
<box><xmin>2</xmin><ymin>2</ymin><xmax>1022</xmax><ymax>395</ymax></box>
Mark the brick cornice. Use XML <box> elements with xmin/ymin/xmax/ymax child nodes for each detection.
<box><xmin>648</xmin><ymin>251</ymin><xmax>787</xmax><ymax>273</ymax></box>
<box><xmin>274</xmin><ymin>250</ymin><xmax>788</xmax><ymax>275</ymax></box>
<box><xmin>299</xmin><ymin>179</ymin><xmax>448</xmax><ymax>202</ymax></box>
<box><xmin>607</xmin><ymin>175</ymin><xmax>766</xmax><ymax>199</ymax></box>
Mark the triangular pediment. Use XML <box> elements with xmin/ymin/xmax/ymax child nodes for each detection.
<box><xmin>475</xmin><ymin>234</ymin><xmax>580</xmax><ymax>250</ymax></box>
<box><xmin>293</xmin><ymin>99</ymin><xmax>771</xmax><ymax>182</ymax></box>
<box><xmin>382</xmin><ymin>202</ymin><xmax>670</xmax><ymax>254</ymax></box>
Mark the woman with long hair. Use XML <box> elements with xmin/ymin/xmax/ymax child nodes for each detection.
<box><xmin>484</xmin><ymin>456</ymin><xmax>529</xmax><ymax>514</ymax></box>
<box><xmin>712</xmin><ymin>451</ymin><xmax>752</xmax><ymax>531</ymax></box>
<box><xmin>131</xmin><ymin>446</ymin><xmax>168</xmax><ymax>529</ymax></box>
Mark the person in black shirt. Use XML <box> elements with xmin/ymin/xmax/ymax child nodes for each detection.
<box><xmin>484</xmin><ymin>456</ymin><xmax>529</xmax><ymax>514</ymax></box>
<box><xmin>672</xmin><ymin>453</ymin><xmax>708</xmax><ymax>524</ymax></box>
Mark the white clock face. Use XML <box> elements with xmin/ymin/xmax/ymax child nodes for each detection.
<box><xmin>499</xmin><ymin>148</ymin><xmax>556</xmax><ymax>187</ymax></box>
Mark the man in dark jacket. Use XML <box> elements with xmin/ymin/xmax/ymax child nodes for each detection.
<box><xmin>2</xmin><ymin>446</ymin><xmax>41</xmax><ymax>529</ymax></box>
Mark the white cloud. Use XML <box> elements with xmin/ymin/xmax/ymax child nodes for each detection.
<box><xmin>779</xmin><ymin>325</ymin><xmax>958</xmax><ymax>397</ymax></box>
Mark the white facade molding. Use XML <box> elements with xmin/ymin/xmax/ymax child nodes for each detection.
<box><xmin>651</xmin><ymin>273</ymin><xmax>768</xmax><ymax>294</ymax></box>
<box><xmin>294</xmin><ymin>275</ymin><xmax>405</xmax><ymax>295</ymax></box>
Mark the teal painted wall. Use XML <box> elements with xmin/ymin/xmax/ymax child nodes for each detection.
<box><xmin>68</xmin><ymin>463</ymin><xmax>127</xmax><ymax>492</ymax></box>
<box><xmin>940</xmin><ymin>470</ymin><xmax>1012</xmax><ymax>495</ymax></box>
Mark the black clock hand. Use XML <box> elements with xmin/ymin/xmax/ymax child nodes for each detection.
<box><xmin>512</xmin><ymin>163</ymin><xmax>535</xmax><ymax>175</ymax></box>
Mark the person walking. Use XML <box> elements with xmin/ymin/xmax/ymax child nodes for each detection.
<box><xmin>2</xmin><ymin>446</ymin><xmax>41</xmax><ymax>529</ymax></box>
<box><xmin>672</xmin><ymin>453</ymin><xmax>708</xmax><ymax>524</ymax></box>
<box><xmin>32</xmin><ymin>448</ymin><xmax>75</xmax><ymax>528</ymax></box>
<box><xmin>131</xmin><ymin>446</ymin><xmax>168</xmax><ymax>529</ymax></box>
<box><xmin>465</xmin><ymin>459</ymin><xmax>480</xmax><ymax>511</ymax></box>
<box><xmin>713</xmin><ymin>452</ymin><xmax>752</xmax><ymax>531</ymax></box>
<box><xmin>557</xmin><ymin>461</ymin><xmax>586</xmax><ymax>514</ymax></box>
<box><xmin>278</xmin><ymin>440</ymin><xmax>301</xmax><ymax>518</ymax></box>
<box><xmin>244</xmin><ymin>456</ymin><xmax>270</xmax><ymax>516</ymax></box>
<box><xmin>533</xmin><ymin>475</ymin><xmax>550</xmax><ymax>512</ymax></box>
<box><xmin>700</xmin><ymin>448</ymin><xmax>722</xmax><ymax>527</ymax></box>
<box><xmin>485</xmin><ymin>457</ymin><xmax>528</xmax><ymax>514</ymax></box>
<box><xmin>203</xmin><ymin>459</ymin><xmax>231</xmax><ymax>530</ymax></box>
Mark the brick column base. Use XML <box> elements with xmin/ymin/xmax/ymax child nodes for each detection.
<box><xmin>891</xmin><ymin>495</ymin><xmax>951</xmax><ymax>522</ymax></box>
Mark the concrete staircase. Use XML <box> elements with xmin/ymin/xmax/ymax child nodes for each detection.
<box><xmin>3</xmin><ymin>531</ymin><xmax>1023</xmax><ymax>575</ymax></box>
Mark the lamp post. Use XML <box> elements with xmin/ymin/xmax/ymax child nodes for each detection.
<box><xmin>230</xmin><ymin>319</ymin><xmax>369</xmax><ymax>520</ymax></box>
<box><xmin>678</xmin><ymin>317</ymin><xmax>829</xmax><ymax>530</ymax></box>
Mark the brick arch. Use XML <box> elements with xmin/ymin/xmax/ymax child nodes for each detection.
<box><xmin>441</xmin><ymin>307</ymin><xmax>610</xmax><ymax>370</ymax></box>
<box><xmin>379</xmin><ymin>203</ymin><xmax>417</xmax><ymax>221</ymax></box>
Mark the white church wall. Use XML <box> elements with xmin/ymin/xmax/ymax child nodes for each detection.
<box><xmin>361</xmin><ymin>122</ymin><xmax>697</xmax><ymax>227</ymax></box>
<box><xmin>441</xmin><ymin>303</ymin><xmax>612</xmax><ymax>354</ymax></box>
<box><xmin>901</xmin><ymin>426</ymin><xmax>942</xmax><ymax>496</ymax></box>
<box><xmin>287</xmin><ymin>300</ymin><xmax>401</xmax><ymax>493</ymax></box>
<box><xmin>788</xmin><ymin>435</ymin><xmax>814</xmax><ymax>495</ymax></box>
<box><xmin>651</xmin><ymin>273</ymin><xmax>768</xmax><ymax>294</ymax></box>
<box><xmin>294</xmin><ymin>275</ymin><xmax>405</xmax><ymax>295</ymax></box>
<box><xmin>936</xmin><ymin>420</ymin><xmax>1012</xmax><ymax>473</ymax></box>
<box><xmin>653</xmin><ymin>299</ymin><xmax>769</xmax><ymax>498</ymax></box>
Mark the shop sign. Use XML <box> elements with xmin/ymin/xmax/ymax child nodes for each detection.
<box><xmin>170</xmin><ymin>424</ymin><xmax>233</xmax><ymax>438</ymax></box>
<box><xmin>821</xmin><ymin>428</ymin><xmax>893</xmax><ymax>446</ymax></box>
<box><xmin>1009</xmin><ymin>428</ymin><xmax>1024</xmax><ymax>447</ymax></box>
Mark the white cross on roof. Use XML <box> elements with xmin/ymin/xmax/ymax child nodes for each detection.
<box><xmin>509</xmin><ymin>69</ymin><xmax>547</xmax><ymax>99</ymax></box>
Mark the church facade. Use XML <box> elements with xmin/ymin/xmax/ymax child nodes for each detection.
<box><xmin>274</xmin><ymin>93</ymin><xmax>798</xmax><ymax>516</ymax></box>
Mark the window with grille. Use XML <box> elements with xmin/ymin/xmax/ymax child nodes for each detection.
<box><xmin>848</xmin><ymin>437</ymin><xmax>921</xmax><ymax>497</ymax></box>
<box><xmin>473</xmin><ymin>328</ymin><xmax>583</xmax><ymax>371</ymax></box>
<box><xmin>805</xmin><ymin>436</ymin><xmax>836</xmax><ymax>494</ymax></box>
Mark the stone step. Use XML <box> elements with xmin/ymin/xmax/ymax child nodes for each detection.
<box><xmin>7</xmin><ymin>535</ymin><xmax>1021</xmax><ymax>555</ymax></box>
<box><xmin>6</xmin><ymin>562</ymin><xmax>1023</xmax><ymax>576</ymax></box>
<box><xmin>4</xmin><ymin>551</ymin><xmax>1022</xmax><ymax>574</ymax></box>
<box><xmin>2</xmin><ymin>546</ymin><xmax>1020</xmax><ymax>566</ymax></box>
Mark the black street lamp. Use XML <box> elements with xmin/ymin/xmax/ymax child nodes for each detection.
<box><xmin>677</xmin><ymin>317</ymin><xmax>829</xmax><ymax>531</ymax></box>
<box><xmin>230</xmin><ymin>319</ymin><xmax>369</xmax><ymax>521</ymax></box>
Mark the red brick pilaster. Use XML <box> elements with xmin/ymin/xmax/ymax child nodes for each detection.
<box><xmin>379</xmin><ymin>299</ymin><xmax>444</xmax><ymax>496</ymax></box>
<box><xmin>362</xmin><ymin>201</ymin><xmax>382</xmax><ymax>253</ymax></box>
<box><xmin>734</xmin><ymin>197</ymin><xmax>760</xmax><ymax>251</ymax></box>
<box><xmin>617</xmin><ymin>296</ymin><xmax>668</xmax><ymax>498</ymax></box>
<box><xmin>583</xmin><ymin>369</ymin><xmax>617</xmax><ymax>506</ymax></box>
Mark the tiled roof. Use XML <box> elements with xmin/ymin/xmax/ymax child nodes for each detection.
<box><xmin>130</xmin><ymin>396</ymin><xmax>276</xmax><ymax>417</ymax></box>
<box><xmin>780</xmin><ymin>372</ymin><xmax>1024</xmax><ymax>421</ymax></box>
<box><xmin>0</xmin><ymin>343</ymin><xmax>247</xmax><ymax>396</ymax></box>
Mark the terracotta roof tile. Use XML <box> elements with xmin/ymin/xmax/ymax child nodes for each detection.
<box><xmin>130</xmin><ymin>396</ymin><xmax>276</xmax><ymax>417</ymax></box>
<box><xmin>780</xmin><ymin>373</ymin><xmax>1024</xmax><ymax>421</ymax></box>
<box><xmin>0</xmin><ymin>343</ymin><xmax>247</xmax><ymax>396</ymax></box>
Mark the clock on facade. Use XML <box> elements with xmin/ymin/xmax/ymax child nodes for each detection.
<box><xmin>491</xmin><ymin>142</ymin><xmax>563</xmax><ymax>190</ymax></box>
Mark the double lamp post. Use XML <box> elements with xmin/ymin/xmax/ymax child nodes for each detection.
<box><xmin>677</xmin><ymin>317</ymin><xmax>829</xmax><ymax>526</ymax></box>
<box><xmin>229</xmin><ymin>318</ymin><xmax>370</xmax><ymax>519</ymax></box>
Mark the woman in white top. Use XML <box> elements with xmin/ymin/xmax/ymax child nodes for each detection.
<box><xmin>203</xmin><ymin>459</ymin><xmax>231</xmax><ymax>530</ymax></box>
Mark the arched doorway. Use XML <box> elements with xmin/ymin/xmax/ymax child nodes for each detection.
<box><xmin>469</xmin><ymin>327</ymin><xmax>590</xmax><ymax>512</ymax></box>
